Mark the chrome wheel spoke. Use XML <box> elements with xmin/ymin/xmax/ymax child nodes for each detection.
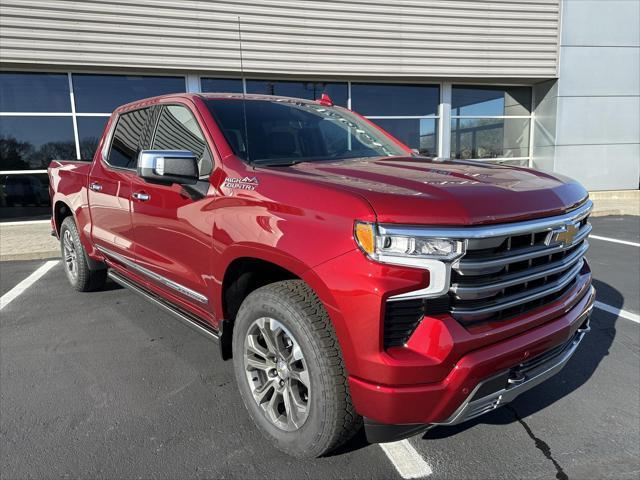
<box><xmin>254</xmin><ymin>379</ymin><xmax>276</xmax><ymax>404</ymax></box>
<box><xmin>245</xmin><ymin>355</ymin><xmax>272</xmax><ymax>372</ymax></box>
<box><xmin>289</xmin><ymin>368</ymin><xmax>310</xmax><ymax>389</ymax></box>
<box><xmin>283</xmin><ymin>383</ymin><xmax>306</xmax><ymax>430</ymax></box>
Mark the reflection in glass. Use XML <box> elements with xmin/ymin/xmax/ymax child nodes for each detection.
<box><xmin>0</xmin><ymin>173</ymin><xmax>51</xmax><ymax>220</ymax></box>
<box><xmin>452</xmin><ymin>86</ymin><xmax>531</xmax><ymax>116</ymax></box>
<box><xmin>371</xmin><ymin>118</ymin><xmax>438</xmax><ymax>157</ymax></box>
<box><xmin>77</xmin><ymin>116</ymin><xmax>110</xmax><ymax>160</ymax></box>
<box><xmin>0</xmin><ymin>117</ymin><xmax>76</xmax><ymax>170</ymax></box>
<box><xmin>0</xmin><ymin>72</ymin><xmax>71</xmax><ymax>113</ymax></box>
<box><xmin>246</xmin><ymin>80</ymin><xmax>348</xmax><ymax>106</ymax></box>
<box><xmin>108</xmin><ymin>108</ymin><xmax>150</xmax><ymax>169</ymax></box>
<box><xmin>351</xmin><ymin>83</ymin><xmax>439</xmax><ymax>116</ymax></box>
<box><xmin>73</xmin><ymin>74</ymin><xmax>185</xmax><ymax>112</ymax></box>
<box><xmin>450</xmin><ymin>118</ymin><xmax>530</xmax><ymax>159</ymax></box>
<box><xmin>201</xmin><ymin>78</ymin><xmax>244</xmax><ymax>93</ymax></box>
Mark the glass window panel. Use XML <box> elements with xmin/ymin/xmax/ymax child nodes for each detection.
<box><xmin>77</xmin><ymin>117</ymin><xmax>110</xmax><ymax>160</ymax></box>
<box><xmin>201</xmin><ymin>78</ymin><xmax>244</xmax><ymax>93</ymax></box>
<box><xmin>452</xmin><ymin>86</ymin><xmax>531</xmax><ymax>116</ymax></box>
<box><xmin>0</xmin><ymin>173</ymin><xmax>51</xmax><ymax>220</ymax></box>
<box><xmin>246</xmin><ymin>80</ymin><xmax>348</xmax><ymax>106</ymax></box>
<box><xmin>0</xmin><ymin>72</ymin><xmax>71</xmax><ymax>113</ymax></box>
<box><xmin>206</xmin><ymin>99</ymin><xmax>407</xmax><ymax>162</ymax></box>
<box><xmin>0</xmin><ymin>117</ymin><xmax>76</xmax><ymax>170</ymax></box>
<box><xmin>108</xmin><ymin>108</ymin><xmax>150</xmax><ymax>169</ymax></box>
<box><xmin>450</xmin><ymin>117</ymin><xmax>530</xmax><ymax>159</ymax></box>
<box><xmin>73</xmin><ymin>74</ymin><xmax>185</xmax><ymax>113</ymax></box>
<box><xmin>371</xmin><ymin>118</ymin><xmax>438</xmax><ymax>157</ymax></box>
<box><xmin>152</xmin><ymin>105</ymin><xmax>212</xmax><ymax>177</ymax></box>
<box><xmin>351</xmin><ymin>83</ymin><xmax>439</xmax><ymax>116</ymax></box>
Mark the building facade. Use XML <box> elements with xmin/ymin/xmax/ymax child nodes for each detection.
<box><xmin>1</xmin><ymin>0</ymin><xmax>638</xmax><ymax>220</ymax></box>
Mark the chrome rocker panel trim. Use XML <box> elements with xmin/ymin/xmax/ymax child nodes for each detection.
<box><xmin>107</xmin><ymin>269</ymin><xmax>219</xmax><ymax>342</ymax></box>
<box><xmin>96</xmin><ymin>245</ymin><xmax>208</xmax><ymax>304</ymax></box>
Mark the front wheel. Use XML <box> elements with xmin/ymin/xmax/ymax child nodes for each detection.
<box><xmin>232</xmin><ymin>280</ymin><xmax>362</xmax><ymax>458</ymax></box>
<box><xmin>59</xmin><ymin>216</ymin><xmax>107</xmax><ymax>292</ymax></box>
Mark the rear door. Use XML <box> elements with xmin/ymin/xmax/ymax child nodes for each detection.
<box><xmin>88</xmin><ymin>108</ymin><xmax>150</xmax><ymax>262</ymax></box>
<box><xmin>129</xmin><ymin>102</ymin><xmax>216</xmax><ymax>314</ymax></box>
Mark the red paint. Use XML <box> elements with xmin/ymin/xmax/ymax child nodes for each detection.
<box><xmin>49</xmin><ymin>93</ymin><xmax>594</xmax><ymax>427</ymax></box>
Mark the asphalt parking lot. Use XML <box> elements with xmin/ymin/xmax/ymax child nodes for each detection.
<box><xmin>1</xmin><ymin>216</ymin><xmax>638</xmax><ymax>479</ymax></box>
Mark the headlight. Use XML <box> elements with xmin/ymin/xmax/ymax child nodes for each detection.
<box><xmin>354</xmin><ymin>221</ymin><xmax>464</xmax><ymax>264</ymax></box>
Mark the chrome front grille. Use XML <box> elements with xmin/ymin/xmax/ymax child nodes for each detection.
<box><xmin>449</xmin><ymin>201</ymin><xmax>592</xmax><ymax>324</ymax></box>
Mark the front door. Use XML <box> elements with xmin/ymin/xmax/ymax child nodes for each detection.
<box><xmin>130</xmin><ymin>103</ymin><xmax>216</xmax><ymax>317</ymax></box>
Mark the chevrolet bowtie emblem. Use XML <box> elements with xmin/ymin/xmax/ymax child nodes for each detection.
<box><xmin>546</xmin><ymin>222</ymin><xmax>580</xmax><ymax>247</ymax></box>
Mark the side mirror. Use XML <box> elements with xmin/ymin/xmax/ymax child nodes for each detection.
<box><xmin>137</xmin><ymin>150</ymin><xmax>199</xmax><ymax>186</ymax></box>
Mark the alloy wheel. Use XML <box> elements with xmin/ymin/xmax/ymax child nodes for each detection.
<box><xmin>243</xmin><ymin>317</ymin><xmax>310</xmax><ymax>431</ymax></box>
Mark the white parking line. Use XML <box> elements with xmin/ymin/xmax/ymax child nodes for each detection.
<box><xmin>594</xmin><ymin>301</ymin><xmax>640</xmax><ymax>324</ymax></box>
<box><xmin>0</xmin><ymin>261</ymin><xmax>59</xmax><ymax>311</ymax></box>
<box><xmin>380</xmin><ymin>440</ymin><xmax>433</xmax><ymax>478</ymax></box>
<box><xmin>590</xmin><ymin>235</ymin><xmax>640</xmax><ymax>248</ymax></box>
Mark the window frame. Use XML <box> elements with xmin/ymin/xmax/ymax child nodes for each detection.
<box><xmin>447</xmin><ymin>83</ymin><xmax>534</xmax><ymax>164</ymax></box>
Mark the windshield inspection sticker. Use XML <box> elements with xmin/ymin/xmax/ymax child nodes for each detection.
<box><xmin>223</xmin><ymin>176</ymin><xmax>259</xmax><ymax>191</ymax></box>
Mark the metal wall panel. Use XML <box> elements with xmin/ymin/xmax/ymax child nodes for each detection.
<box><xmin>0</xmin><ymin>0</ymin><xmax>560</xmax><ymax>78</ymax></box>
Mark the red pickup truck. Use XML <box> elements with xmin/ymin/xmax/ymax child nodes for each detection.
<box><xmin>48</xmin><ymin>93</ymin><xmax>595</xmax><ymax>458</ymax></box>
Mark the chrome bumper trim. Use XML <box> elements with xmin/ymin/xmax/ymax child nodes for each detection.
<box><xmin>436</xmin><ymin>287</ymin><xmax>594</xmax><ymax>426</ymax></box>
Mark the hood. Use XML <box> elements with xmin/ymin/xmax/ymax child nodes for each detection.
<box><xmin>267</xmin><ymin>157</ymin><xmax>589</xmax><ymax>225</ymax></box>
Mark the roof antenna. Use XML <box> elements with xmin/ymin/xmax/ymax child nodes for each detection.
<box><xmin>237</xmin><ymin>16</ymin><xmax>250</xmax><ymax>163</ymax></box>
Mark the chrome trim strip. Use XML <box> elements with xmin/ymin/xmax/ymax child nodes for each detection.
<box><xmin>96</xmin><ymin>245</ymin><xmax>208</xmax><ymax>305</ymax></box>
<box><xmin>107</xmin><ymin>270</ymin><xmax>219</xmax><ymax>342</ymax></box>
<box><xmin>378</xmin><ymin>200</ymin><xmax>593</xmax><ymax>240</ymax></box>
<box><xmin>454</xmin><ymin>224</ymin><xmax>591</xmax><ymax>275</ymax></box>
<box><xmin>451</xmin><ymin>259</ymin><xmax>584</xmax><ymax>318</ymax></box>
<box><xmin>451</xmin><ymin>241</ymin><xmax>589</xmax><ymax>300</ymax></box>
<box><xmin>437</xmin><ymin>288</ymin><xmax>594</xmax><ymax>426</ymax></box>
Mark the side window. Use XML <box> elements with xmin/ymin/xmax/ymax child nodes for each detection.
<box><xmin>152</xmin><ymin>105</ymin><xmax>213</xmax><ymax>177</ymax></box>
<box><xmin>108</xmin><ymin>108</ymin><xmax>150</xmax><ymax>169</ymax></box>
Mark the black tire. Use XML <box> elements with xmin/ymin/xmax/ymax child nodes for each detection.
<box><xmin>59</xmin><ymin>216</ymin><xmax>107</xmax><ymax>292</ymax></box>
<box><xmin>232</xmin><ymin>280</ymin><xmax>362</xmax><ymax>458</ymax></box>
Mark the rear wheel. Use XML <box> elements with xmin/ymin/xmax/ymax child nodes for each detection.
<box><xmin>59</xmin><ymin>216</ymin><xmax>107</xmax><ymax>292</ymax></box>
<box><xmin>232</xmin><ymin>280</ymin><xmax>362</xmax><ymax>458</ymax></box>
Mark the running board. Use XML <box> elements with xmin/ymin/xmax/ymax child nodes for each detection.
<box><xmin>107</xmin><ymin>269</ymin><xmax>220</xmax><ymax>343</ymax></box>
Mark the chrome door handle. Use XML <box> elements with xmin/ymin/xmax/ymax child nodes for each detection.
<box><xmin>89</xmin><ymin>182</ymin><xmax>102</xmax><ymax>192</ymax></box>
<box><xmin>132</xmin><ymin>192</ymin><xmax>151</xmax><ymax>202</ymax></box>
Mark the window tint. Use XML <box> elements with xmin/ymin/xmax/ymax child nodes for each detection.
<box><xmin>108</xmin><ymin>108</ymin><xmax>150</xmax><ymax>169</ymax></box>
<box><xmin>73</xmin><ymin>74</ymin><xmax>185</xmax><ymax>113</ymax></box>
<box><xmin>206</xmin><ymin>99</ymin><xmax>407</xmax><ymax>163</ymax></box>
<box><xmin>0</xmin><ymin>72</ymin><xmax>71</xmax><ymax>113</ymax></box>
<box><xmin>201</xmin><ymin>78</ymin><xmax>244</xmax><ymax>93</ymax></box>
<box><xmin>152</xmin><ymin>105</ymin><xmax>212</xmax><ymax>177</ymax></box>
<box><xmin>246</xmin><ymin>80</ymin><xmax>348</xmax><ymax>106</ymax></box>
<box><xmin>0</xmin><ymin>116</ymin><xmax>76</xmax><ymax>170</ymax></box>
<box><xmin>0</xmin><ymin>173</ymin><xmax>51</xmax><ymax>220</ymax></box>
<box><xmin>78</xmin><ymin>117</ymin><xmax>109</xmax><ymax>160</ymax></box>
<box><xmin>452</xmin><ymin>86</ymin><xmax>531</xmax><ymax>116</ymax></box>
<box><xmin>371</xmin><ymin>118</ymin><xmax>438</xmax><ymax>157</ymax></box>
<box><xmin>351</xmin><ymin>83</ymin><xmax>439</xmax><ymax>116</ymax></box>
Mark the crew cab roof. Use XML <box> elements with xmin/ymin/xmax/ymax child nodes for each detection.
<box><xmin>114</xmin><ymin>92</ymin><xmax>325</xmax><ymax>114</ymax></box>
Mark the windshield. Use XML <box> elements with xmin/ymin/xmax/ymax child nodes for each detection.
<box><xmin>205</xmin><ymin>99</ymin><xmax>408</xmax><ymax>165</ymax></box>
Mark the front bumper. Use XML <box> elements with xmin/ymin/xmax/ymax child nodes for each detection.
<box><xmin>357</xmin><ymin>285</ymin><xmax>595</xmax><ymax>443</ymax></box>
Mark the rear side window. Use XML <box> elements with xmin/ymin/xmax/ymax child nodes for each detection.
<box><xmin>152</xmin><ymin>105</ymin><xmax>213</xmax><ymax>177</ymax></box>
<box><xmin>108</xmin><ymin>108</ymin><xmax>150</xmax><ymax>169</ymax></box>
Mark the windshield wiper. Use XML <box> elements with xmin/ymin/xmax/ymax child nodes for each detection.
<box><xmin>251</xmin><ymin>159</ymin><xmax>304</xmax><ymax>167</ymax></box>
